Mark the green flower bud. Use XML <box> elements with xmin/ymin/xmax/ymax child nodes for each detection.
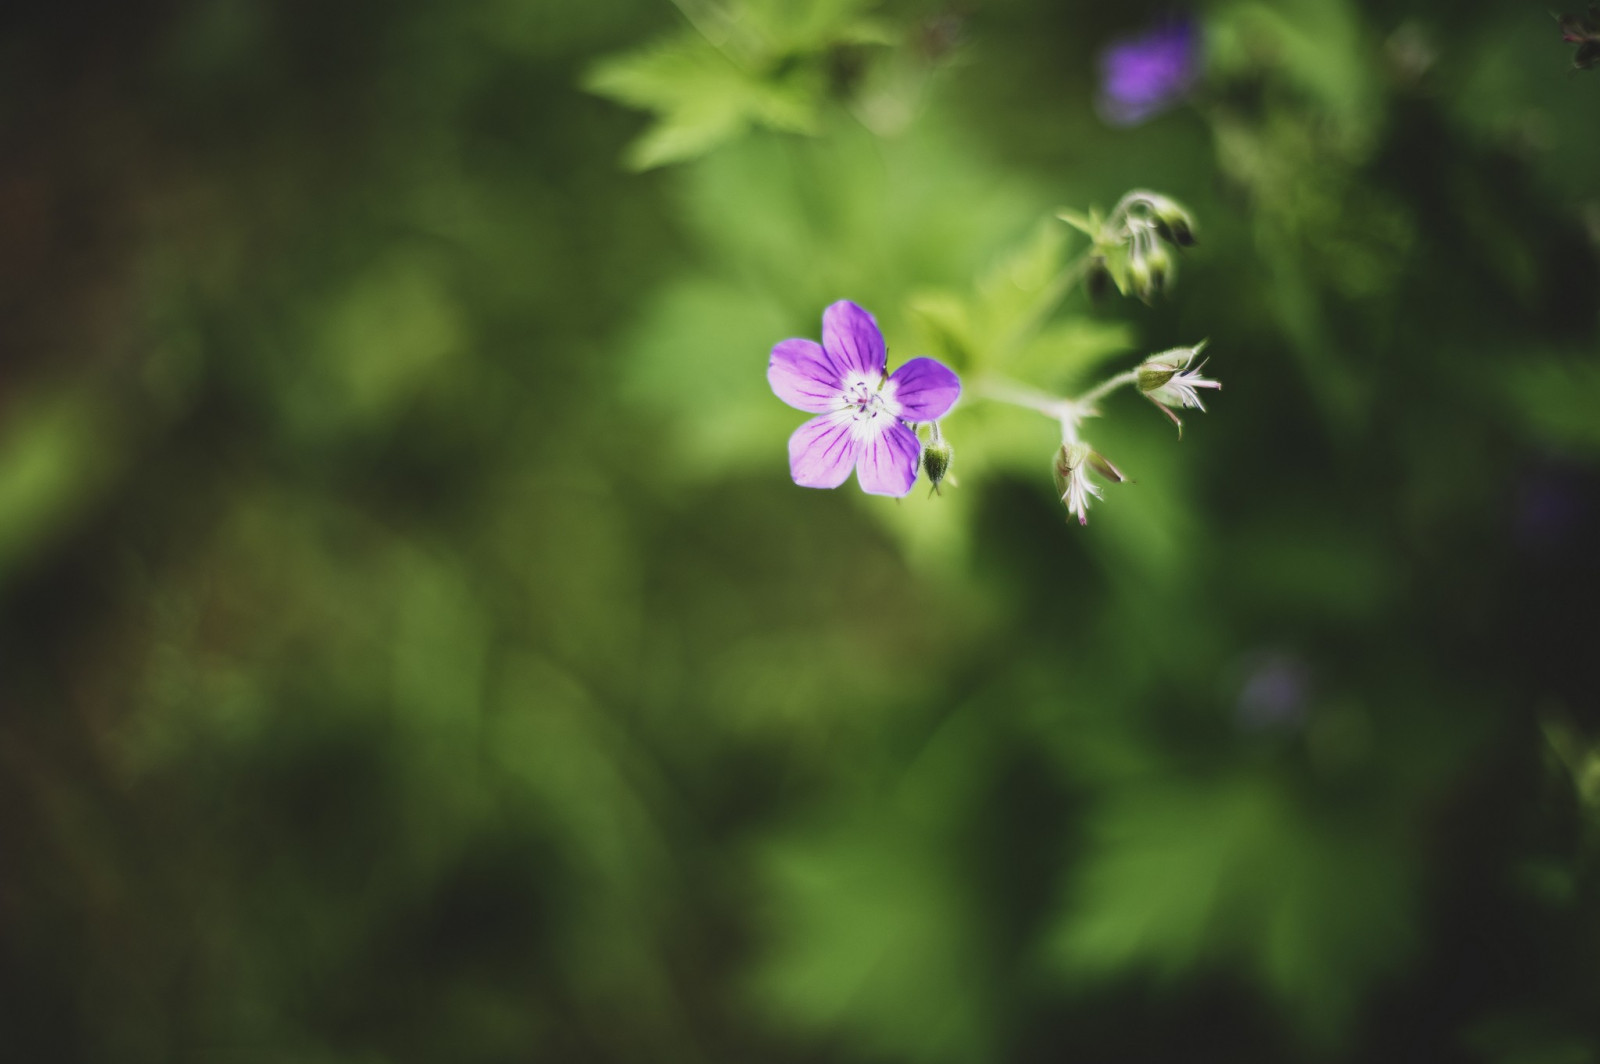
<box><xmin>922</xmin><ymin>434</ymin><xmax>954</xmax><ymax>495</ymax></box>
<box><xmin>1163</xmin><ymin>215</ymin><xmax>1196</xmax><ymax>247</ymax></box>
<box><xmin>1127</xmin><ymin>255</ymin><xmax>1153</xmax><ymax>302</ymax></box>
<box><xmin>1140</xmin><ymin>193</ymin><xmax>1198</xmax><ymax>247</ymax></box>
<box><xmin>1130</xmin><ymin>241</ymin><xmax>1174</xmax><ymax>303</ymax></box>
<box><xmin>1085</xmin><ymin>255</ymin><xmax>1112</xmax><ymax>302</ymax></box>
<box><xmin>1145</xmin><ymin>243</ymin><xmax>1174</xmax><ymax>292</ymax></box>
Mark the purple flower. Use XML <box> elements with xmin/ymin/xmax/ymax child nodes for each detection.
<box><xmin>1097</xmin><ymin>16</ymin><xmax>1201</xmax><ymax>127</ymax></box>
<box><xmin>768</xmin><ymin>301</ymin><xmax>961</xmax><ymax>497</ymax></box>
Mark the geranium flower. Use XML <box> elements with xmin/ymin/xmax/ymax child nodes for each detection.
<box><xmin>1097</xmin><ymin>16</ymin><xmax>1202</xmax><ymax>127</ymax></box>
<box><xmin>768</xmin><ymin>301</ymin><xmax>961</xmax><ymax>497</ymax></box>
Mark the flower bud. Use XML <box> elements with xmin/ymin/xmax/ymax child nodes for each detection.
<box><xmin>1144</xmin><ymin>243</ymin><xmax>1173</xmax><ymax>292</ymax></box>
<box><xmin>922</xmin><ymin>433</ymin><xmax>953</xmax><ymax>495</ymax></box>
<box><xmin>1085</xmin><ymin>255</ymin><xmax>1113</xmax><ymax>302</ymax></box>
<box><xmin>1130</xmin><ymin>241</ymin><xmax>1173</xmax><ymax>303</ymax></box>
<box><xmin>1139</xmin><ymin>192</ymin><xmax>1198</xmax><ymax>247</ymax></box>
<box><xmin>1127</xmin><ymin>255</ymin><xmax>1153</xmax><ymax>302</ymax></box>
<box><xmin>1159</xmin><ymin>214</ymin><xmax>1196</xmax><ymax>247</ymax></box>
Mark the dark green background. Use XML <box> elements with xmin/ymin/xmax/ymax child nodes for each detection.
<box><xmin>3</xmin><ymin>1</ymin><xmax>1599</xmax><ymax>1061</ymax></box>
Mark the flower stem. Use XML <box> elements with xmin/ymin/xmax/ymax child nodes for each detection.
<box><xmin>976</xmin><ymin>368</ymin><xmax>1142</xmax><ymax>446</ymax></box>
<box><xmin>1075</xmin><ymin>369</ymin><xmax>1140</xmax><ymax>408</ymax></box>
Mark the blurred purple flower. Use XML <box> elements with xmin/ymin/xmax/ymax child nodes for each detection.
<box><xmin>769</xmin><ymin>301</ymin><xmax>960</xmax><ymax>497</ymax></box>
<box><xmin>1236</xmin><ymin>651</ymin><xmax>1311</xmax><ymax>732</ymax></box>
<box><xmin>1097</xmin><ymin>16</ymin><xmax>1202</xmax><ymax>127</ymax></box>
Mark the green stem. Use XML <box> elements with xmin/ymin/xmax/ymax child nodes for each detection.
<box><xmin>976</xmin><ymin>368</ymin><xmax>1142</xmax><ymax>446</ymax></box>
<box><xmin>1075</xmin><ymin>369</ymin><xmax>1139</xmax><ymax>408</ymax></box>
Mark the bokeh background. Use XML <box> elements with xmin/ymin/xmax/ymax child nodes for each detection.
<box><xmin>3</xmin><ymin>1</ymin><xmax>1600</xmax><ymax>1061</ymax></box>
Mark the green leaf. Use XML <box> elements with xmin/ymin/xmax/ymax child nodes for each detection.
<box><xmin>741</xmin><ymin>0</ymin><xmax>883</xmax><ymax>53</ymax></box>
<box><xmin>1048</xmin><ymin>773</ymin><xmax>1416</xmax><ymax>1045</ymax></box>
<box><xmin>584</xmin><ymin>32</ymin><xmax>822</xmax><ymax>170</ymax></box>
<box><xmin>1054</xmin><ymin>208</ymin><xmax>1097</xmax><ymax>238</ymax></box>
<box><xmin>1506</xmin><ymin>356</ymin><xmax>1600</xmax><ymax>454</ymax></box>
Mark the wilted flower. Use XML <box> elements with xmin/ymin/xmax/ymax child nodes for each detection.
<box><xmin>1558</xmin><ymin>6</ymin><xmax>1600</xmax><ymax>69</ymax></box>
<box><xmin>769</xmin><ymin>301</ymin><xmax>961</xmax><ymax>497</ymax></box>
<box><xmin>1097</xmin><ymin>16</ymin><xmax>1202</xmax><ymax>127</ymax></box>
<box><xmin>1052</xmin><ymin>442</ymin><xmax>1125</xmax><ymax>526</ymax></box>
<box><xmin>1137</xmin><ymin>341</ymin><xmax>1220</xmax><ymax>434</ymax></box>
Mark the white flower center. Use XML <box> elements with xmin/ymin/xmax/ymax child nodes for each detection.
<box><xmin>837</xmin><ymin>371</ymin><xmax>901</xmax><ymax>431</ymax></box>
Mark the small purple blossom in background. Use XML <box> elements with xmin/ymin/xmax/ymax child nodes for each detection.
<box><xmin>1097</xmin><ymin>15</ymin><xmax>1201</xmax><ymax>127</ymax></box>
<box><xmin>769</xmin><ymin>301</ymin><xmax>961</xmax><ymax>497</ymax></box>
<box><xmin>1236</xmin><ymin>652</ymin><xmax>1312</xmax><ymax>732</ymax></box>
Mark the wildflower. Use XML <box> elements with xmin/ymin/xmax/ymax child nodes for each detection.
<box><xmin>769</xmin><ymin>301</ymin><xmax>961</xmax><ymax>497</ymax></box>
<box><xmin>1053</xmin><ymin>442</ymin><xmax>1125</xmax><ymax>526</ymax></box>
<box><xmin>1137</xmin><ymin>341</ymin><xmax>1220</xmax><ymax>434</ymax></box>
<box><xmin>1097</xmin><ymin>16</ymin><xmax>1202</xmax><ymax>127</ymax></box>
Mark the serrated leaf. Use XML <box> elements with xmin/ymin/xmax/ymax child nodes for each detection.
<box><xmin>1055</xmin><ymin>208</ymin><xmax>1097</xmax><ymax>237</ymax></box>
<box><xmin>585</xmin><ymin>32</ymin><xmax>822</xmax><ymax>170</ymax></box>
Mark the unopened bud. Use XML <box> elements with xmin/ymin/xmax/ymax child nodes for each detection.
<box><xmin>1145</xmin><ymin>243</ymin><xmax>1173</xmax><ymax>292</ymax></box>
<box><xmin>1130</xmin><ymin>241</ymin><xmax>1174</xmax><ymax>303</ymax></box>
<box><xmin>1085</xmin><ymin>255</ymin><xmax>1112</xmax><ymax>302</ymax></box>
<box><xmin>1127</xmin><ymin>256</ymin><xmax>1153</xmax><ymax>302</ymax></box>
<box><xmin>1163</xmin><ymin>215</ymin><xmax>1196</xmax><ymax>247</ymax></box>
<box><xmin>1141</xmin><ymin>193</ymin><xmax>1198</xmax><ymax>247</ymax></box>
<box><xmin>922</xmin><ymin>433</ymin><xmax>953</xmax><ymax>495</ymax></box>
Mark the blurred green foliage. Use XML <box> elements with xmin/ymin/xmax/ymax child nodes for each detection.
<box><xmin>2</xmin><ymin>1</ymin><xmax>1600</xmax><ymax>1062</ymax></box>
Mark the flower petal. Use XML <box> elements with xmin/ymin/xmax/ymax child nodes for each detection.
<box><xmin>821</xmin><ymin>300</ymin><xmax>888</xmax><ymax>379</ymax></box>
<box><xmin>887</xmin><ymin>357</ymin><xmax>961</xmax><ymax>421</ymax></box>
<box><xmin>854</xmin><ymin>420</ymin><xmax>921</xmax><ymax>497</ymax></box>
<box><xmin>769</xmin><ymin>339</ymin><xmax>842</xmax><ymax>413</ymax></box>
<box><xmin>788</xmin><ymin>412</ymin><xmax>861</xmax><ymax>489</ymax></box>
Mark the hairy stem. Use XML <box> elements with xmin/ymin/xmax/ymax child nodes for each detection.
<box><xmin>976</xmin><ymin>368</ymin><xmax>1142</xmax><ymax>446</ymax></box>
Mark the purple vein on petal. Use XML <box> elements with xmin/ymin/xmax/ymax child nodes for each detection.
<box><xmin>788</xmin><ymin>412</ymin><xmax>861</xmax><ymax>489</ymax></box>
<box><xmin>888</xmin><ymin>357</ymin><xmax>961</xmax><ymax>421</ymax></box>
<box><xmin>821</xmin><ymin>300</ymin><xmax>889</xmax><ymax>379</ymax></box>
<box><xmin>855</xmin><ymin>420</ymin><xmax>921</xmax><ymax>497</ymax></box>
<box><xmin>769</xmin><ymin>338</ymin><xmax>843</xmax><ymax>413</ymax></box>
